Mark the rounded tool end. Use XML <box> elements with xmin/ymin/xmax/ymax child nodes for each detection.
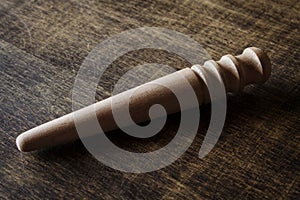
<box><xmin>16</xmin><ymin>134</ymin><xmax>27</xmax><ymax>152</ymax></box>
<box><xmin>247</xmin><ymin>47</ymin><xmax>272</xmax><ymax>83</ymax></box>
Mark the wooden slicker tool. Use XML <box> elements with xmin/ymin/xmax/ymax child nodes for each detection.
<box><xmin>16</xmin><ymin>47</ymin><xmax>271</xmax><ymax>152</ymax></box>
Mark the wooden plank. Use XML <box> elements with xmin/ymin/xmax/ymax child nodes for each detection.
<box><xmin>0</xmin><ymin>0</ymin><xmax>299</xmax><ymax>199</ymax></box>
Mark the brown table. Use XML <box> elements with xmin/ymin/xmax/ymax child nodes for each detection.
<box><xmin>1</xmin><ymin>0</ymin><xmax>299</xmax><ymax>199</ymax></box>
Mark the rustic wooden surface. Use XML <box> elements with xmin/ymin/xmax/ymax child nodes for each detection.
<box><xmin>0</xmin><ymin>0</ymin><xmax>299</xmax><ymax>199</ymax></box>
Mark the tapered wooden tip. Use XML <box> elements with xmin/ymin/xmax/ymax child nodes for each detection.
<box><xmin>16</xmin><ymin>131</ymin><xmax>40</xmax><ymax>152</ymax></box>
<box><xmin>16</xmin><ymin>134</ymin><xmax>30</xmax><ymax>152</ymax></box>
<box><xmin>16</xmin><ymin>135</ymin><xmax>23</xmax><ymax>151</ymax></box>
<box><xmin>16</xmin><ymin>112</ymin><xmax>78</xmax><ymax>152</ymax></box>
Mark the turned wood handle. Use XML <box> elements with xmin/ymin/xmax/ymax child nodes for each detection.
<box><xmin>192</xmin><ymin>47</ymin><xmax>271</xmax><ymax>93</ymax></box>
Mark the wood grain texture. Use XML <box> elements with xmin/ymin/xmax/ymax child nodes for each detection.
<box><xmin>0</xmin><ymin>0</ymin><xmax>299</xmax><ymax>199</ymax></box>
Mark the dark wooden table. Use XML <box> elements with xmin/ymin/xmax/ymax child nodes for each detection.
<box><xmin>1</xmin><ymin>0</ymin><xmax>299</xmax><ymax>199</ymax></box>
